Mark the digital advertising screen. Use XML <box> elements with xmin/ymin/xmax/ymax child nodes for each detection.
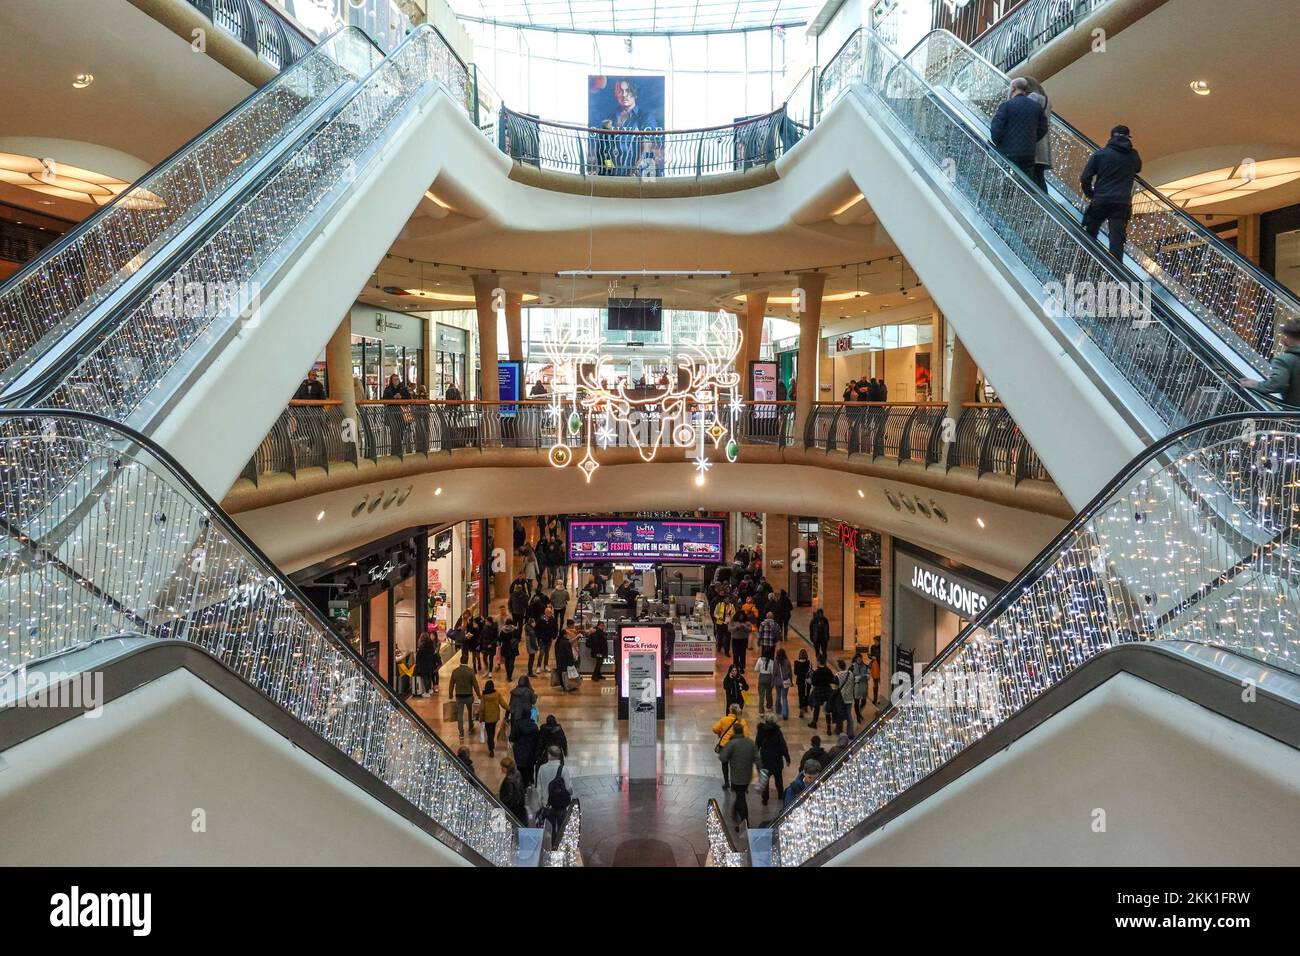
<box><xmin>566</xmin><ymin>519</ymin><xmax>724</xmax><ymax>564</ymax></box>
<box><xmin>616</xmin><ymin>624</ymin><xmax>666</xmax><ymax>720</ymax></box>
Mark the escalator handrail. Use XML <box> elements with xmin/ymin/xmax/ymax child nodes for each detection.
<box><xmin>0</xmin><ymin>26</ymin><xmax>380</xmax><ymax>302</ymax></box>
<box><xmin>0</xmin><ymin>405</ymin><xmax>519</xmax><ymax>825</ymax></box>
<box><xmin>914</xmin><ymin>27</ymin><xmax>1300</xmax><ymax>340</ymax></box>
<box><xmin>847</xmin><ymin>29</ymin><xmax>1267</xmax><ymax>420</ymax></box>
<box><xmin>767</xmin><ymin>407</ymin><xmax>1300</xmax><ymax>833</ymax></box>
<box><xmin>0</xmin><ymin>22</ymin><xmax>449</xmax><ymax>411</ymax></box>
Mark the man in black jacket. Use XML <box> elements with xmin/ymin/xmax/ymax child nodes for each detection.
<box><xmin>293</xmin><ymin>368</ymin><xmax>325</xmax><ymax>400</ymax></box>
<box><xmin>989</xmin><ymin>77</ymin><xmax>1047</xmax><ymax>180</ymax></box>
<box><xmin>1080</xmin><ymin>124</ymin><xmax>1143</xmax><ymax>260</ymax></box>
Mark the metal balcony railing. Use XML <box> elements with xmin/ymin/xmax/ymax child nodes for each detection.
<box><xmin>802</xmin><ymin>402</ymin><xmax>1050</xmax><ymax>482</ymax></box>
<box><xmin>188</xmin><ymin>0</ymin><xmax>317</xmax><ymax>70</ymax></box>
<box><xmin>241</xmin><ymin>400</ymin><xmax>799</xmax><ymax>481</ymax></box>
<box><xmin>971</xmin><ymin>0</ymin><xmax>1115</xmax><ymax>73</ymax></box>
<box><xmin>497</xmin><ymin>106</ymin><xmax>801</xmax><ymax>179</ymax></box>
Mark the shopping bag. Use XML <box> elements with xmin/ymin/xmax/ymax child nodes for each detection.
<box><xmin>564</xmin><ymin>665</ymin><xmax>579</xmax><ymax>681</ymax></box>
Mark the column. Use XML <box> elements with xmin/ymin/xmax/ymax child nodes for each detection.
<box><xmin>878</xmin><ymin>532</ymin><xmax>893</xmax><ymax>698</ymax></box>
<box><xmin>945</xmin><ymin>325</ymin><xmax>980</xmax><ymax>443</ymax></box>
<box><xmin>742</xmin><ymin>291</ymin><xmax>768</xmax><ymax>395</ymax></box>
<box><xmin>794</xmin><ymin>272</ymin><xmax>826</xmax><ymax>438</ymax></box>
<box><xmin>1237</xmin><ymin>213</ymin><xmax>1262</xmax><ymax>265</ymax></box>
<box><xmin>505</xmin><ymin>291</ymin><xmax>524</xmax><ymax>362</ymax></box>
<box><xmin>325</xmin><ymin>313</ymin><xmax>357</xmax><ymax>450</ymax></box>
<box><xmin>763</xmin><ymin>513</ymin><xmax>790</xmax><ymax>594</ymax></box>
<box><xmin>492</xmin><ymin>515</ymin><xmax>514</xmax><ymax>608</ymax></box>
<box><xmin>472</xmin><ymin>275</ymin><xmax>500</xmax><ymax>402</ymax></box>
<box><xmin>819</xmin><ymin>520</ymin><xmax>846</xmax><ymax>653</ymax></box>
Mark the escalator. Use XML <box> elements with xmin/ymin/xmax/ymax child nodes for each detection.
<box><xmin>0</xmin><ymin>409</ymin><xmax>533</xmax><ymax>866</ymax></box>
<box><xmin>0</xmin><ymin>22</ymin><xmax>474</xmax><ymax>497</ymax></box>
<box><xmin>811</xmin><ymin>27</ymin><xmax>1286</xmax><ymax>506</ymax></box>
<box><xmin>766</xmin><ymin>411</ymin><xmax>1300</xmax><ymax>865</ymax></box>
<box><xmin>0</xmin><ymin>26</ymin><xmax>385</xmax><ymax>396</ymax></box>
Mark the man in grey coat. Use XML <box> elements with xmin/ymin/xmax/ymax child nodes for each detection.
<box><xmin>1243</xmin><ymin>321</ymin><xmax>1300</xmax><ymax>407</ymax></box>
<box><xmin>718</xmin><ymin>723</ymin><xmax>762</xmax><ymax>832</ymax></box>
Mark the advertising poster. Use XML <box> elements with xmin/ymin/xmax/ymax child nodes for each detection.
<box><xmin>588</xmin><ymin>75</ymin><xmax>665</xmax><ymax>176</ymax></box>
<box><xmin>566</xmin><ymin>519</ymin><xmax>724</xmax><ymax>564</ymax></box>
<box><xmin>498</xmin><ymin>360</ymin><xmax>521</xmax><ymax>418</ymax></box>
<box><xmin>750</xmin><ymin>360</ymin><xmax>778</xmax><ymax>419</ymax></box>
<box><xmin>618</xmin><ymin>625</ymin><xmax>663</xmax><ymax>702</ymax></box>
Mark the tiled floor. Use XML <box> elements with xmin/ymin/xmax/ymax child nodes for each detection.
<box><xmin>406</xmin><ymin>623</ymin><xmax>880</xmax><ymax>866</ymax></box>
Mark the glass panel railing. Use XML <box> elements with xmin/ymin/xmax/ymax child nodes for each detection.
<box><xmin>771</xmin><ymin>411</ymin><xmax>1300</xmax><ymax>866</ymax></box>
<box><xmin>0</xmin><ymin>28</ymin><xmax>383</xmax><ymax>393</ymax></box>
<box><xmin>0</xmin><ymin>410</ymin><xmax>519</xmax><ymax>865</ymax></box>
<box><xmin>19</xmin><ymin>23</ymin><xmax>469</xmax><ymax>422</ymax></box>
<box><xmin>706</xmin><ymin>798</ymin><xmax>750</xmax><ymax>866</ymax></box>
<box><xmin>823</xmin><ymin>28</ymin><xmax>1263</xmax><ymax>434</ymax></box>
<box><xmin>907</xmin><ymin>29</ymin><xmax>1296</xmax><ymax>367</ymax></box>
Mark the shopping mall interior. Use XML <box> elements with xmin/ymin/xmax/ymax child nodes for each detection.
<box><xmin>0</xmin><ymin>0</ymin><xmax>1298</xmax><ymax>871</ymax></box>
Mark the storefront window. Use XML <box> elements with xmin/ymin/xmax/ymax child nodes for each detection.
<box><xmin>352</xmin><ymin>334</ymin><xmax>382</xmax><ymax>399</ymax></box>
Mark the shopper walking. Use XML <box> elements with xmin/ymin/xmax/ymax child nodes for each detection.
<box><xmin>508</xmin><ymin>674</ymin><xmax>536</xmax><ymax>724</ymax></box>
<box><xmin>524</xmin><ymin>617</ymin><xmax>540</xmax><ymax>677</ymax></box>
<box><xmin>711</xmin><ymin>705</ymin><xmax>747</xmax><ymax>788</ymax></box>
<box><xmin>799</xmin><ymin>735</ymin><xmax>831</xmax><ymax>774</ymax></box>
<box><xmin>550</xmin><ymin>578</ymin><xmax>570</xmax><ymax>624</ymax></box>
<box><xmin>712</xmin><ymin>594</ymin><xmax>736</xmax><ymax>652</ymax></box>
<box><xmin>585</xmin><ymin>622</ymin><xmax>608</xmax><ymax>680</ymax></box>
<box><xmin>783</xmin><ymin>761</ymin><xmax>820</xmax><ymax>808</ymax></box>
<box><xmin>722</xmin><ymin>663</ymin><xmax>749</xmax><ymax>714</ymax></box>
<box><xmin>499</xmin><ymin>617</ymin><xmax>520</xmax><ymax>681</ymax></box>
<box><xmin>480</xmin><ymin>679</ymin><xmax>508</xmax><ymax>758</ymax></box>
<box><xmin>508</xmin><ymin>713</ymin><xmax>540</xmax><ymax>787</ymax></box>
<box><xmin>758</xmin><ymin>611</ymin><xmax>781</xmax><ymax>659</ymax></box>
<box><xmin>1080</xmin><ymin>124</ymin><xmax>1143</xmax><ymax>260</ymax></box>
<box><xmin>448</xmin><ymin>653</ymin><xmax>480</xmax><ymax>740</ymax></box>
<box><xmin>498</xmin><ymin>756</ymin><xmax>527</xmax><ymax>824</ymax></box>
<box><xmin>807</xmin><ymin>658</ymin><xmax>835</xmax><ymax>731</ymax></box>
<box><xmin>538</xmin><ymin>714</ymin><xmax>569</xmax><ymax>758</ymax></box>
<box><xmin>835</xmin><ymin>659</ymin><xmax>857</xmax><ymax>736</ymax></box>
<box><xmin>755</xmin><ymin>652</ymin><xmax>775</xmax><ymax>716</ymax></box>
<box><xmin>774</xmin><ymin>588</ymin><xmax>793</xmax><ymax>640</ymax></box>
<box><xmin>718</xmin><ymin>723</ymin><xmax>761</xmax><ymax>832</ymax></box>
<box><xmin>729</xmin><ymin>611</ymin><xmax>751</xmax><ymax>672</ymax></box>
<box><xmin>870</xmin><ymin>649</ymin><xmax>881</xmax><ymax>705</ymax></box>
<box><xmin>414</xmin><ymin>632</ymin><xmax>439</xmax><ymax>698</ymax></box>
<box><xmin>553</xmin><ymin>625</ymin><xmax>579</xmax><ymax>692</ymax></box>
<box><xmin>478</xmin><ymin>614</ymin><xmax>499</xmax><ymax>675</ymax></box>
<box><xmin>774</xmin><ymin>647</ymin><xmax>793</xmax><ymax>721</ymax></box>
<box><xmin>794</xmin><ymin>648</ymin><xmax>812</xmax><ymax>718</ymax></box>
<box><xmin>1020</xmin><ymin>75</ymin><xmax>1053</xmax><ymax>190</ymax></box>
<box><xmin>850</xmin><ymin>652</ymin><xmax>871</xmax><ymax>723</ymax></box>
<box><xmin>990</xmin><ymin>77</ymin><xmax>1047</xmax><ymax>182</ymax></box>
<box><xmin>754</xmin><ymin>714</ymin><xmax>791</xmax><ymax>807</ymax></box>
<box><xmin>536</xmin><ymin>606</ymin><xmax>558</xmax><ymax>671</ymax></box>
<box><xmin>809</xmin><ymin>608</ymin><xmax>830</xmax><ymax>664</ymax></box>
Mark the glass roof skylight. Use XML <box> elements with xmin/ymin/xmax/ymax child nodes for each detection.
<box><xmin>446</xmin><ymin>1</ymin><xmax>822</xmax><ymax>34</ymax></box>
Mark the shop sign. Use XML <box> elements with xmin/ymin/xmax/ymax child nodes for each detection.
<box><xmin>898</xmin><ymin>552</ymin><xmax>999</xmax><ymax>620</ymax></box>
<box><xmin>436</xmin><ymin>324</ymin><xmax>467</xmax><ymax>353</ymax></box>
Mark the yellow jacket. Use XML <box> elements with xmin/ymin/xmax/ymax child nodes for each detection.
<box><xmin>712</xmin><ymin>714</ymin><xmax>748</xmax><ymax>746</ymax></box>
<box><xmin>480</xmin><ymin>691</ymin><xmax>508</xmax><ymax>723</ymax></box>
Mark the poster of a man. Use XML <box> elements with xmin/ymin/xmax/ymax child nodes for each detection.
<box><xmin>588</xmin><ymin>75</ymin><xmax>665</xmax><ymax>176</ymax></box>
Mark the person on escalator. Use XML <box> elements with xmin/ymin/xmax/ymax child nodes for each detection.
<box><xmin>1020</xmin><ymin>76</ymin><xmax>1053</xmax><ymax>190</ymax></box>
<box><xmin>989</xmin><ymin>77</ymin><xmax>1047</xmax><ymax>182</ymax></box>
<box><xmin>1080</xmin><ymin>125</ymin><xmax>1143</xmax><ymax>260</ymax></box>
<box><xmin>1242</xmin><ymin>321</ymin><xmax>1300</xmax><ymax>407</ymax></box>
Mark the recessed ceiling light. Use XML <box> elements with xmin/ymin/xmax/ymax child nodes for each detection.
<box><xmin>857</xmin><ymin>489</ymin><xmax>865</xmax><ymax>498</ymax></box>
<box><xmin>434</xmin><ymin>486</ymin><xmax>442</xmax><ymax>496</ymax></box>
<box><xmin>1189</xmin><ymin>80</ymin><xmax>1211</xmax><ymax>96</ymax></box>
<box><xmin>976</xmin><ymin>517</ymin><xmax>986</xmax><ymax>528</ymax></box>
<box><xmin>73</xmin><ymin>73</ymin><xmax>94</xmax><ymax>89</ymax></box>
<box><xmin>316</xmin><ymin>510</ymin><xmax>325</xmax><ymax>521</ymax></box>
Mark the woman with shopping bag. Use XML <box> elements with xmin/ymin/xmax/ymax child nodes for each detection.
<box><xmin>479</xmin><ymin>679</ymin><xmax>509</xmax><ymax>758</ymax></box>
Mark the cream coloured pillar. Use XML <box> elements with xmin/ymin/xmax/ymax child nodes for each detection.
<box><xmin>472</xmin><ymin>275</ymin><xmax>500</xmax><ymax>402</ymax></box>
<box><xmin>794</xmin><ymin>272</ymin><xmax>826</xmax><ymax>439</ymax></box>
<box><xmin>325</xmin><ymin>314</ymin><xmax>357</xmax><ymax>447</ymax></box>
<box><xmin>763</xmin><ymin>513</ymin><xmax>790</xmax><ymax>594</ymax></box>
<box><xmin>505</xmin><ymin>292</ymin><xmax>524</xmax><ymax>362</ymax></box>
<box><xmin>742</xmin><ymin>291</ymin><xmax>768</xmax><ymax>394</ymax></box>
<box><xmin>945</xmin><ymin>326</ymin><xmax>980</xmax><ymax>425</ymax></box>
<box><xmin>492</xmin><ymin>515</ymin><xmax>514</xmax><ymax>608</ymax></box>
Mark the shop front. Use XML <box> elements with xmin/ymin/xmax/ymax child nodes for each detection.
<box><xmin>890</xmin><ymin>542</ymin><xmax>1004</xmax><ymax>686</ymax></box>
<box><xmin>351</xmin><ymin>305</ymin><xmax>426</xmax><ymax>398</ymax></box>
<box><xmin>295</xmin><ymin>530</ymin><xmax>429</xmax><ymax>692</ymax></box>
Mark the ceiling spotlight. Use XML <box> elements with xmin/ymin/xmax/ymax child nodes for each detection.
<box><xmin>1189</xmin><ymin>80</ymin><xmax>1211</xmax><ymax>96</ymax></box>
<box><xmin>976</xmin><ymin>517</ymin><xmax>986</xmax><ymax>528</ymax></box>
<box><xmin>694</xmin><ymin>473</ymin><xmax>706</xmax><ymax>487</ymax></box>
<box><xmin>73</xmin><ymin>73</ymin><xmax>94</xmax><ymax>89</ymax></box>
<box><xmin>857</xmin><ymin>489</ymin><xmax>865</xmax><ymax>498</ymax></box>
<box><xmin>316</xmin><ymin>510</ymin><xmax>325</xmax><ymax>521</ymax></box>
<box><xmin>434</xmin><ymin>486</ymin><xmax>443</xmax><ymax>496</ymax></box>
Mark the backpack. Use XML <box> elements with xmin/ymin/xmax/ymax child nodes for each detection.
<box><xmin>546</xmin><ymin>766</ymin><xmax>571</xmax><ymax>809</ymax></box>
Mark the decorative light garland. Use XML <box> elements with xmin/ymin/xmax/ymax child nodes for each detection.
<box><xmin>541</xmin><ymin>310</ymin><xmax>744</xmax><ymax>484</ymax></box>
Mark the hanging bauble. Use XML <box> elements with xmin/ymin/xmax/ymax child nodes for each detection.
<box><xmin>567</xmin><ymin>411</ymin><xmax>583</xmax><ymax>435</ymax></box>
<box><xmin>725</xmin><ymin>437</ymin><xmax>740</xmax><ymax>463</ymax></box>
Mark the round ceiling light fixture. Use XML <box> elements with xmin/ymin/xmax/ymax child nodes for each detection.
<box><xmin>73</xmin><ymin>73</ymin><xmax>94</xmax><ymax>89</ymax></box>
<box><xmin>1188</xmin><ymin>80</ymin><xmax>1211</xmax><ymax>96</ymax></box>
<box><xmin>0</xmin><ymin>151</ymin><xmax>159</xmax><ymax>207</ymax></box>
